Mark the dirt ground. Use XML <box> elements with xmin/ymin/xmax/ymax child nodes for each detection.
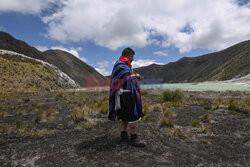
<box><xmin>0</xmin><ymin>90</ymin><xmax>249</xmax><ymax>167</ymax></box>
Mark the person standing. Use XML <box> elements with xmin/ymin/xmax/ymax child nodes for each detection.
<box><xmin>108</xmin><ymin>48</ymin><xmax>145</xmax><ymax>147</ymax></box>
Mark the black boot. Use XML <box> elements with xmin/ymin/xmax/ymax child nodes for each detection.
<box><xmin>130</xmin><ymin>134</ymin><xmax>146</xmax><ymax>147</ymax></box>
<box><xmin>120</xmin><ymin>131</ymin><xmax>129</xmax><ymax>143</ymax></box>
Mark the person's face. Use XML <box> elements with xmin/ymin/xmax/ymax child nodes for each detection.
<box><xmin>127</xmin><ymin>54</ymin><xmax>134</xmax><ymax>62</ymax></box>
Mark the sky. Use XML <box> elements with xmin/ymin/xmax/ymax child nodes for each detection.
<box><xmin>0</xmin><ymin>0</ymin><xmax>250</xmax><ymax>76</ymax></box>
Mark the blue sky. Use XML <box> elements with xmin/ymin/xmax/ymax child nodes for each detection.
<box><xmin>0</xmin><ymin>0</ymin><xmax>250</xmax><ymax>76</ymax></box>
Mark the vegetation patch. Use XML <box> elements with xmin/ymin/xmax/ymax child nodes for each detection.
<box><xmin>0</xmin><ymin>55</ymin><xmax>73</xmax><ymax>94</ymax></box>
<box><xmin>143</xmin><ymin>115</ymin><xmax>152</xmax><ymax>121</ymax></box>
<box><xmin>200</xmin><ymin>113</ymin><xmax>211</xmax><ymax>123</ymax></box>
<box><xmin>192</xmin><ymin>120</ymin><xmax>200</xmax><ymax>127</ymax></box>
<box><xmin>70</xmin><ymin>107</ymin><xmax>86</xmax><ymax>124</ymax></box>
<box><xmin>162</xmin><ymin>90</ymin><xmax>183</xmax><ymax>103</ymax></box>
<box><xmin>173</xmin><ymin>128</ymin><xmax>187</xmax><ymax>138</ymax></box>
<box><xmin>200</xmin><ymin>138</ymin><xmax>209</xmax><ymax>144</ymax></box>
<box><xmin>228</xmin><ymin>98</ymin><xmax>250</xmax><ymax>114</ymax></box>
<box><xmin>153</xmin><ymin>104</ymin><xmax>162</xmax><ymax>112</ymax></box>
<box><xmin>160</xmin><ymin>117</ymin><xmax>175</xmax><ymax>128</ymax></box>
<box><xmin>34</xmin><ymin>109</ymin><xmax>44</xmax><ymax>123</ymax></box>
<box><xmin>143</xmin><ymin>102</ymin><xmax>150</xmax><ymax>114</ymax></box>
<box><xmin>163</xmin><ymin>108</ymin><xmax>175</xmax><ymax>118</ymax></box>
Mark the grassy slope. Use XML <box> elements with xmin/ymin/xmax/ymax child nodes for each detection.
<box><xmin>0</xmin><ymin>31</ymin><xmax>105</xmax><ymax>87</ymax></box>
<box><xmin>0</xmin><ymin>53</ymin><xmax>73</xmax><ymax>94</ymax></box>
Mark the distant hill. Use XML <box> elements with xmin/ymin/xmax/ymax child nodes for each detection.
<box><xmin>43</xmin><ymin>50</ymin><xmax>104</xmax><ymax>87</ymax></box>
<box><xmin>0</xmin><ymin>50</ymin><xmax>79</xmax><ymax>93</ymax></box>
<box><xmin>134</xmin><ymin>40</ymin><xmax>250</xmax><ymax>83</ymax></box>
<box><xmin>0</xmin><ymin>31</ymin><xmax>105</xmax><ymax>87</ymax></box>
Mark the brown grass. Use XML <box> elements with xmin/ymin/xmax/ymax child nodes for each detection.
<box><xmin>160</xmin><ymin>117</ymin><xmax>175</xmax><ymax>128</ymax></box>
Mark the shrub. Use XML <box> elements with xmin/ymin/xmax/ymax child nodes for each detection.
<box><xmin>45</xmin><ymin>107</ymin><xmax>57</xmax><ymax>118</ymax></box>
<box><xmin>228</xmin><ymin>111</ymin><xmax>240</xmax><ymax>116</ymax></box>
<box><xmin>201</xmin><ymin>138</ymin><xmax>209</xmax><ymax>144</ymax></box>
<box><xmin>163</xmin><ymin>108</ymin><xmax>174</xmax><ymax>118</ymax></box>
<box><xmin>143</xmin><ymin>103</ymin><xmax>150</xmax><ymax>114</ymax></box>
<box><xmin>70</xmin><ymin>107</ymin><xmax>85</xmax><ymax>124</ymax></box>
<box><xmin>23</xmin><ymin>97</ymin><xmax>30</xmax><ymax>103</ymax></box>
<box><xmin>227</xmin><ymin>98</ymin><xmax>250</xmax><ymax>114</ymax></box>
<box><xmin>162</xmin><ymin>90</ymin><xmax>182</xmax><ymax>103</ymax></box>
<box><xmin>0</xmin><ymin>125</ymin><xmax>10</xmax><ymax>134</ymax></box>
<box><xmin>27</xmin><ymin>129</ymin><xmax>57</xmax><ymax>138</ymax></box>
<box><xmin>0</xmin><ymin>111</ymin><xmax>7</xmax><ymax>118</ymax></box>
<box><xmin>34</xmin><ymin>109</ymin><xmax>43</xmax><ymax>123</ymax></box>
<box><xmin>204</xmin><ymin>105</ymin><xmax>212</xmax><ymax>110</ymax></box>
<box><xmin>246</xmin><ymin>99</ymin><xmax>250</xmax><ymax>106</ymax></box>
<box><xmin>97</xmin><ymin>100</ymin><xmax>103</xmax><ymax>108</ymax></box>
<box><xmin>228</xmin><ymin>99</ymin><xmax>237</xmax><ymax>111</ymax></box>
<box><xmin>15</xmin><ymin>109</ymin><xmax>25</xmax><ymax>116</ymax></box>
<box><xmin>141</xmin><ymin>90</ymin><xmax>148</xmax><ymax>95</ymax></box>
<box><xmin>192</xmin><ymin>120</ymin><xmax>200</xmax><ymax>127</ymax></box>
<box><xmin>198</xmin><ymin>125</ymin><xmax>210</xmax><ymax>133</ymax></box>
<box><xmin>203</xmin><ymin>99</ymin><xmax>213</xmax><ymax>110</ymax></box>
<box><xmin>213</xmin><ymin>99</ymin><xmax>223</xmax><ymax>109</ymax></box>
<box><xmin>200</xmin><ymin>113</ymin><xmax>211</xmax><ymax>123</ymax></box>
<box><xmin>173</xmin><ymin>128</ymin><xmax>186</xmax><ymax>138</ymax></box>
<box><xmin>160</xmin><ymin>116</ymin><xmax>174</xmax><ymax>128</ymax></box>
<box><xmin>98</xmin><ymin>102</ymin><xmax>109</xmax><ymax>114</ymax></box>
<box><xmin>144</xmin><ymin>115</ymin><xmax>152</xmax><ymax>121</ymax></box>
<box><xmin>55</xmin><ymin>92</ymin><xmax>63</xmax><ymax>101</ymax></box>
<box><xmin>153</xmin><ymin>104</ymin><xmax>162</xmax><ymax>112</ymax></box>
<box><xmin>87</xmin><ymin>122</ymin><xmax>94</xmax><ymax>128</ymax></box>
<box><xmin>16</xmin><ymin>118</ymin><xmax>22</xmax><ymax>129</ymax></box>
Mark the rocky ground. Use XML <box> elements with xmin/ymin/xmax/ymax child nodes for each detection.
<box><xmin>0</xmin><ymin>90</ymin><xmax>249</xmax><ymax>167</ymax></box>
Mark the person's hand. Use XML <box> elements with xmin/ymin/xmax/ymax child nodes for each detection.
<box><xmin>135</xmin><ymin>73</ymin><xmax>143</xmax><ymax>79</ymax></box>
<box><xmin>130</xmin><ymin>73</ymin><xmax>142</xmax><ymax>79</ymax></box>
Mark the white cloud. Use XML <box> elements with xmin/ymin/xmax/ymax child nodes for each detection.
<box><xmin>40</xmin><ymin>0</ymin><xmax>250</xmax><ymax>53</ymax></box>
<box><xmin>35</xmin><ymin>46</ymin><xmax>49</xmax><ymax>52</ymax></box>
<box><xmin>51</xmin><ymin>46</ymin><xmax>87</xmax><ymax>62</ymax></box>
<box><xmin>153</xmin><ymin>51</ymin><xmax>169</xmax><ymax>57</ymax></box>
<box><xmin>132</xmin><ymin>59</ymin><xmax>164</xmax><ymax>68</ymax></box>
<box><xmin>95</xmin><ymin>68</ymin><xmax>111</xmax><ymax>76</ymax></box>
<box><xmin>0</xmin><ymin>0</ymin><xmax>62</xmax><ymax>14</ymax></box>
<box><xmin>95</xmin><ymin>60</ymin><xmax>111</xmax><ymax>76</ymax></box>
<box><xmin>96</xmin><ymin>60</ymin><xmax>109</xmax><ymax>69</ymax></box>
<box><xmin>0</xmin><ymin>26</ymin><xmax>4</xmax><ymax>31</ymax></box>
<box><xmin>3</xmin><ymin>0</ymin><xmax>249</xmax><ymax>53</ymax></box>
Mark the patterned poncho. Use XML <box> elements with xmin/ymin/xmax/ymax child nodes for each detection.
<box><xmin>108</xmin><ymin>57</ymin><xmax>143</xmax><ymax>121</ymax></box>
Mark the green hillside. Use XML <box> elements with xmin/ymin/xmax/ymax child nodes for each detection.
<box><xmin>0</xmin><ymin>51</ymin><xmax>77</xmax><ymax>94</ymax></box>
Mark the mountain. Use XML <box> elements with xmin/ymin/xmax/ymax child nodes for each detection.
<box><xmin>43</xmin><ymin>49</ymin><xmax>104</xmax><ymax>87</ymax></box>
<box><xmin>0</xmin><ymin>31</ymin><xmax>105</xmax><ymax>87</ymax></box>
<box><xmin>0</xmin><ymin>49</ymin><xmax>78</xmax><ymax>93</ymax></box>
<box><xmin>134</xmin><ymin>40</ymin><xmax>250</xmax><ymax>83</ymax></box>
<box><xmin>0</xmin><ymin>32</ymin><xmax>46</xmax><ymax>60</ymax></box>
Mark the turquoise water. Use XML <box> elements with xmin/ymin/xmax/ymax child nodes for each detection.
<box><xmin>141</xmin><ymin>83</ymin><xmax>250</xmax><ymax>91</ymax></box>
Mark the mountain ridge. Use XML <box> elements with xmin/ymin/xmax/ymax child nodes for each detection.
<box><xmin>134</xmin><ymin>40</ymin><xmax>250</xmax><ymax>83</ymax></box>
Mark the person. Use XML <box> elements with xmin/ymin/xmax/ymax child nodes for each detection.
<box><xmin>108</xmin><ymin>47</ymin><xmax>145</xmax><ymax>147</ymax></box>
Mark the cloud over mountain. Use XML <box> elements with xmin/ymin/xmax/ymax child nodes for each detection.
<box><xmin>0</xmin><ymin>0</ymin><xmax>61</xmax><ymax>14</ymax></box>
<box><xmin>1</xmin><ymin>0</ymin><xmax>250</xmax><ymax>53</ymax></box>
<box><xmin>132</xmin><ymin>59</ymin><xmax>164</xmax><ymax>68</ymax></box>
